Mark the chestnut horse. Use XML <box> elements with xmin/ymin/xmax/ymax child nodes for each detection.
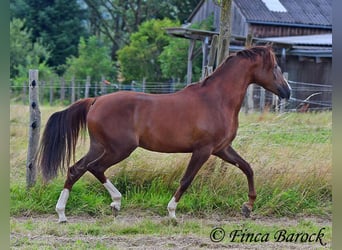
<box><xmin>37</xmin><ymin>46</ymin><xmax>291</xmax><ymax>222</ymax></box>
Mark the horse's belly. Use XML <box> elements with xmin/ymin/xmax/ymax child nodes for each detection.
<box><xmin>138</xmin><ymin>129</ymin><xmax>194</xmax><ymax>153</ymax></box>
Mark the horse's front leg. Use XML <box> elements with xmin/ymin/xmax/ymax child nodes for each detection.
<box><xmin>167</xmin><ymin>147</ymin><xmax>212</xmax><ymax>218</ymax></box>
<box><xmin>214</xmin><ymin>145</ymin><xmax>256</xmax><ymax>218</ymax></box>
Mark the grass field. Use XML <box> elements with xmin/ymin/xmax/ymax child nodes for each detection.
<box><xmin>10</xmin><ymin>103</ymin><xmax>332</xmax><ymax>249</ymax></box>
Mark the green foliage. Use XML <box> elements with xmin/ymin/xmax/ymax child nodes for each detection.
<box><xmin>159</xmin><ymin>38</ymin><xmax>189</xmax><ymax>82</ymax></box>
<box><xmin>84</xmin><ymin>0</ymin><xmax>199</xmax><ymax>60</ymax></box>
<box><xmin>11</xmin><ymin>0</ymin><xmax>88</xmax><ymax>73</ymax></box>
<box><xmin>117</xmin><ymin>18</ymin><xmax>180</xmax><ymax>83</ymax></box>
<box><xmin>10</xmin><ymin>0</ymin><xmax>200</xmax><ymax>82</ymax></box>
<box><xmin>159</xmin><ymin>14</ymin><xmax>215</xmax><ymax>83</ymax></box>
<box><xmin>65</xmin><ymin>36</ymin><xmax>116</xmax><ymax>82</ymax></box>
<box><xmin>10</xmin><ymin>18</ymin><xmax>55</xmax><ymax>85</ymax></box>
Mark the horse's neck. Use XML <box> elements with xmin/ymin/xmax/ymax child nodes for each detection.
<box><xmin>205</xmin><ymin>60</ymin><xmax>253</xmax><ymax>111</ymax></box>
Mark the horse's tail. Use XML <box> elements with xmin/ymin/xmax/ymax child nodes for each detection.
<box><xmin>37</xmin><ymin>98</ymin><xmax>94</xmax><ymax>182</ymax></box>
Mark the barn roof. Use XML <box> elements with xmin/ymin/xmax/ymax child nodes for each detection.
<box><xmin>256</xmin><ymin>33</ymin><xmax>332</xmax><ymax>57</ymax></box>
<box><xmin>258</xmin><ymin>33</ymin><xmax>332</xmax><ymax>46</ymax></box>
<box><xmin>236</xmin><ymin>0</ymin><xmax>331</xmax><ymax>28</ymax></box>
<box><xmin>188</xmin><ymin>0</ymin><xmax>332</xmax><ymax>29</ymax></box>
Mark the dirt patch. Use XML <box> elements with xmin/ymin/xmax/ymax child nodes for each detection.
<box><xmin>11</xmin><ymin>212</ymin><xmax>331</xmax><ymax>249</ymax></box>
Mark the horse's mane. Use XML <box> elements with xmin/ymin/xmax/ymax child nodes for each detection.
<box><xmin>200</xmin><ymin>46</ymin><xmax>276</xmax><ymax>86</ymax></box>
<box><xmin>236</xmin><ymin>46</ymin><xmax>276</xmax><ymax>67</ymax></box>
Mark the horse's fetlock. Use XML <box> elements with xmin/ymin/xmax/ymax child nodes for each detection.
<box><xmin>111</xmin><ymin>201</ymin><xmax>121</xmax><ymax>211</ymax></box>
<box><xmin>56</xmin><ymin>206</ymin><xmax>64</xmax><ymax>212</ymax></box>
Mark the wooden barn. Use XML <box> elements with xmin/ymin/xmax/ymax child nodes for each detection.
<box><xmin>166</xmin><ymin>0</ymin><xmax>332</xmax><ymax>110</ymax></box>
<box><xmin>188</xmin><ymin>0</ymin><xmax>331</xmax><ymax>37</ymax></box>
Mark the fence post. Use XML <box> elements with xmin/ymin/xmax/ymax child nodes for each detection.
<box><xmin>85</xmin><ymin>76</ymin><xmax>90</xmax><ymax>98</ymax></box>
<box><xmin>94</xmin><ymin>82</ymin><xmax>98</xmax><ymax>96</ymax></box>
<box><xmin>280</xmin><ymin>72</ymin><xmax>288</xmax><ymax>113</ymax></box>
<box><xmin>77</xmin><ymin>80</ymin><xmax>81</xmax><ymax>100</ymax></box>
<box><xmin>260</xmin><ymin>87</ymin><xmax>265</xmax><ymax>112</ymax></box>
<box><xmin>101</xmin><ymin>76</ymin><xmax>107</xmax><ymax>95</ymax></box>
<box><xmin>71</xmin><ymin>76</ymin><xmax>76</xmax><ymax>103</ymax></box>
<box><xmin>245</xmin><ymin>84</ymin><xmax>254</xmax><ymax>113</ymax></box>
<box><xmin>26</xmin><ymin>69</ymin><xmax>41</xmax><ymax>188</ymax></box>
<box><xmin>273</xmin><ymin>94</ymin><xmax>279</xmax><ymax>112</ymax></box>
<box><xmin>49</xmin><ymin>79</ymin><xmax>54</xmax><ymax>105</ymax></box>
<box><xmin>142</xmin><ymin>77</ymin><xmax>146</xmax><ymax>93</ymax></box>
<box><xmin>60</xmin><ymin>77</ymin><xmax>65</xmax><ymax>102</ymax></box>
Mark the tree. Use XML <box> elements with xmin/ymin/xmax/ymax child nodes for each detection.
<box><xmin>159</xmin><ymin>15</ymin><xmax>215</xmax><ymax>83</ymax></box>
<box><xmin>159</xmin><ymin>38</ymin><xmax>188</xmax><ymax>82</ymax></box>
<box><xmin>117</xmin><ymin>18</ymin><xmax>180</xmax><ymax>84</ymax></box>
<box><xmin>11</xmin><ymin>0</ymin><xmax>88</xmax><ymax>74</ymax></box>
<box><xmin>10</xmin><ymin>18</ymin><xmax>53</xmax><ymax>83</ymax></box>
<box><xmin>64</xmin><ymin>36</ymin><xmax>116</xmax><ymax>82</ymax></box>
<box><xmin>214</xmin><ymin>0</ymin><xmax>233</xmax><ymax>65</ymax></box>
<box><xmin>84</xmin><ymin>0</ymin><xmax>198</xmax><ymax>60</ymax></box>
<box><xmin>159</xmin><ymin>38</ymin><xmax>202</xmax><ymax>83</ymax></box>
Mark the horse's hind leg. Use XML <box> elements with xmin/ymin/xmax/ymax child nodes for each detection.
<box><xmin>214</xmin><ymin>146</ymin><xmax>256</xmax><ymax>218</ymax></box>
<box><xmin>55</xmin><ymin>156</ymin><xmax>90</xmax><ymax>223</ymax></box>
<box><xmin>88</xmin><ymin>169</ymin><xmax>122</xmax><ymax>216</ymax></box>
<box><xmin>87</xmin><ymin>145</ymin><xmax>137</xmax><ymax>217</ymax></box>
<box><xmin>55</xmin><ymin>145</ymin><xmax>108</xmax><ymax>223</ymax></box>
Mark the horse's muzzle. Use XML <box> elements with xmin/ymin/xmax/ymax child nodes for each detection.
<box><xmin>277</xmin><ymin>84</ymin><xmax>291</xmax><ymax>100</ymax></box>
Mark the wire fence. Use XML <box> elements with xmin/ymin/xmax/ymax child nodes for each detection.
<box><xmin>10</xmin><ymin>77</ymin><xmax>332</xmax><ymax>112</ymax></box>
<box><xmin>243</xmin><ymin>80</ymin><xmax>331</xmax><ymax>112</ymax></box>
<box><xmin>287</xmin><ymin>80</ymin><xmax>332</xmax><ymax>111</ymax></box>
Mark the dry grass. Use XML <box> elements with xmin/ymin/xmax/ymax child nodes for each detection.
<box><xmin>10</xmin><ymin>103</ymin><xmax>332</xmax><ymax>216</ymax></box>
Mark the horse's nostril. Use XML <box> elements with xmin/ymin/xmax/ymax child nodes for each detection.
<box><xmin>278</xmin><ymin>85</ymin><xmax>291</xmax><ymax>99</ymax></box>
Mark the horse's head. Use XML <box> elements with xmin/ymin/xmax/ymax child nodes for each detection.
<box><xmin>244</xmin><ymin>46</ymin><xmax>291</xmax><ymax>99</ymax></box>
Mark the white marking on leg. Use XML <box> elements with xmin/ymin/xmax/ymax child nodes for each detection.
<box><xmin>167</xmin><ymin>196</ymin><xmax>178</xmax><ymax>219</ymax></box>
<box><xmin>55</xmin><ymin>188</ymin><xmax>69</xmax><ymax>223</ymax></box>
<box><xmin>103</xmin><ymin>179</ymin><xmax>122</xmax><ymax>211</ymax></box>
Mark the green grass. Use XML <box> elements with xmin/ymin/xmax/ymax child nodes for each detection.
<box><xmin>10</xmin><ymin>104</ymin><xmax>332</xmax><ymax>217</ymax></box>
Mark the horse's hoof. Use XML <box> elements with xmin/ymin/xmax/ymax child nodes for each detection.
<box><xmin>241</xmin><ymin>203</ymin><xmax>252</xmax><ymax>218</ymax></box>
<box><xmin>58</xmin><ymin>219</ymin><xmax>67</xmax><ymax>224</ymax></box>
<box><xmin>111</xmin><ymin>206</ymin><xmax>119</xmax><ymax>217</ymax></box>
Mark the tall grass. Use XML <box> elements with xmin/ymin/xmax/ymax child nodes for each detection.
<box><xmin>10</xmin><ymin>104</ymin><xmax>332</xmax><ymax>217</ymax></box>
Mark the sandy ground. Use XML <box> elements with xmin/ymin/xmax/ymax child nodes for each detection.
<box><xmin>11</xmin><ymin>212</ymin><xmax>331</xmax><ymax>249</ymax></box>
